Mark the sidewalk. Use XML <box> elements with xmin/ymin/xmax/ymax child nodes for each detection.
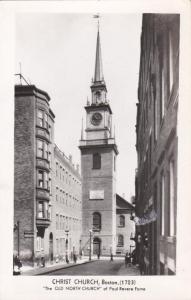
<box><xmin>117</xmin><ymin>263</ymin><xmax>140</xmax><ymax>276</ymax></box>
<box><xmin>21</xmin><ymin>257</ymin><xmax>95</xmax><ymax>276</ymax></box>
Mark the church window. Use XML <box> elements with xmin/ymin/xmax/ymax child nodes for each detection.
<box><xmin>119</xmin><ymin>215</ymin><xmax>125</xmax><ymax>227</ymax></box>
<box><xmin>93</xmin><ymin>212</ymin><xmax>101</xmax><ymax>231</ymax></box>
<box><xmin>118</xmin><ymin>235</ymin><xmax>124</xmax><ymax>247</ymax></box>
<box><xmin>95</xmin><ymin>91</ymin><xmax>101</xmax><ymax>103</ymax></box>
<box><xmin>93</xmin><ymin>153</ymin><xmax>101</xmax><ymax>169</ymax></box>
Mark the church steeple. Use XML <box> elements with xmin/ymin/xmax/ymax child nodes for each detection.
<box><xmin>94</xmin><ymin>29</ymin><xmax>104</xmax><ymax>82</ymax></box>
<box><xmin>79</xmin><ymin>17</ymin><xmax>118</xmax><ymax>258</ymax></box>
<box><xmin>91</xmin><ymin>28</ymin><xmax>107</xmax><ymax>105</ymax></box>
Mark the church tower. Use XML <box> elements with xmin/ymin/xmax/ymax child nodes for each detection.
<box><xmin>79</xmin><ymin>27</ymin><xmax>118</xmax><ymax>256</ymax></box>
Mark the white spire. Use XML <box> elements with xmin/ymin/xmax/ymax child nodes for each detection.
<box><xmin>94</xmin><ymin>29</ymin><xmax>104</xmax><ymax>82</ymax></box>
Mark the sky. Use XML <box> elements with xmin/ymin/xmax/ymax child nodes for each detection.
<box><xmin>15</xmin><ymin>13</ymin><xmax>142</xmax><ymax>201</ymax></box>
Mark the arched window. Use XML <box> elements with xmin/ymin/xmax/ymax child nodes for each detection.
<box><xmin>118</xmin><ymin>235</ymin><xmax>124</xmax><ymax>247</ymax></box>
<box><xmin>119</xmin><ymin>215</ymin><xmax>125</xmax><ymax>227</ymax></box>
<box><xmin>93</xmin><ymin>212</ymin><xmax>101</xmax><ymax>231</ymax></box>
<box><xmin>93</xmin><ymin>153</ymin><xmax>101</xmax><ymax>169</ymax></box>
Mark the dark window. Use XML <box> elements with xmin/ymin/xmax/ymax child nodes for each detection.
<box><xmin>118</xmin><ymin>235</ymin><xmax>124</xmax><ymax>247</ymax></box>
<box><xmin>119</xmin><ymin>215</ymin><xmax>125</xmax><ymax>227</ymax></box>
<box><xmin>37</xmin><ymin>169</ymin><xmax>49</xmax><ymax>189</ymax></box>
<box><xmin>44</xmin><ymin>113</ymin><xmax>49</xmax><ymax>130</ymax></box>
<box><xmin>37</xmin><ymin>110</ymin><xmax>49</xmax><ymax>129</ymax></box>
<box><xmin>37</xmin><ymin>201</ymin><xmax>48</xmax><ymax>219</ymax></box>
<box><xmin>38</xmin><ymin>201</ymin><xmax>44</xmax><ymax>218</ymax></box>
<box><xmin>37</xmin><ymin>139</ymin><xmax>49</xmax><ymax>160</ymax></box>
<box><xmin>93</xmin><ymin>153</ymin><xmax>101</xmax><ymax>169</ymax></box>
<box><xmin>37</xmin><ymin>110</ymin><xmax>43</xmax><ymax>127</ymax></box>
<box><xmin>93</xmin><ymin>212</ymin><xmax>101</xmax><ymax>231</ymax></box>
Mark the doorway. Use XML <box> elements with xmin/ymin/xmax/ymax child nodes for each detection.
<box><xmin>93</xmin><ymin>237</ymin><xmax>101</xmax><ymax>255</ymax></box>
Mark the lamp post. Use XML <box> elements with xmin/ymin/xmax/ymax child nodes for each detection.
<box><xmin>79</xmin><ymin>239</ymin><xmax>82</xmax><ymax>258</ymax></box>
<box><xmin>89</xmin><ymin>229</ymin><xmax>92</xmax><ymax>261</ymax></box>
<box><xmin>14</xmin><ymin>221</ymin><xmax>20</xmax><ymax>257</ymax></box>
<box><xmin>65</xmin><ymin>229</ymin><xmax>69</xmax><ymax>263</ymax></box>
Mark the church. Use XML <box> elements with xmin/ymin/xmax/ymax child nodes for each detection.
<box><xmin>79</xmin><ymin>27</ymin><xmax>135</xmax><ymax>256</ymax></box>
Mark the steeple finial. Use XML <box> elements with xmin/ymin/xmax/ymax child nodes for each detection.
<box><xmin>93</xmin><ymin>14</ymin><xmax>104</xmax><ymax>82</ymax></box>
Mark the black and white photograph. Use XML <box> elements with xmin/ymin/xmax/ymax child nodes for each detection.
<box><xmin>0</xmin><ymin>0</ymin><xmax>191</xmax><ymax>299</ymax></box>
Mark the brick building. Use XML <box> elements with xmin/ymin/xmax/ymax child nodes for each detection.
<box><xmin>116</xmin><ymin>194</ymin><xmax>135</xmax><ymax>255</ymax></box>
<box><xmin>79</xmin><ymin>28</ymin><xmax>135</xmax><ymax>256</ymax></box>
<box><xmin>14</xmin><ymin>84</ymin><xmax>81</xmax><ymax>266</ymax></box>
<box><xmin>135</xmin><ymin>14</ymin><xmax>179</xmax><ymax>274</ymax></box>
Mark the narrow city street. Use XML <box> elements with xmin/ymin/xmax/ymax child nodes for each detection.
<box><xmin>42</xmin><ymin>259</ymin><xmax>140</xmax><ymax>276</ymax></box>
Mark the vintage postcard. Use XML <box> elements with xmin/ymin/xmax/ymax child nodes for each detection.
<box><xmin>0</xmin><ymin>0</ymin><xmax>191</xmax><ymax>299</ymax></box>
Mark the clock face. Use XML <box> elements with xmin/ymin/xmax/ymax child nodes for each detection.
<box><xmin>91</xmin><ymin>112</ymin><xmax>102</xmax><ymax>126</ymax></box>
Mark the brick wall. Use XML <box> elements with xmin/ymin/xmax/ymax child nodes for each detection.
<box><xmin>14</xmin><ymin>94</ymin><xmax>36</xmax><ymax>262</ymax></box>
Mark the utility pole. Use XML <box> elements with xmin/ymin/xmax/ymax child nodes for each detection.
<box><xmin>14</xmin><ymin>221</ymin><xmax>20</xmax><ymax>257</ymax></box>
<box><xmin>65</xmin><ymin>229</ymin><xmax>69</xmax><ymax>263</ymax></box>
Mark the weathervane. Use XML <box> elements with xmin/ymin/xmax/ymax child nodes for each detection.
<box><xmin>93</xmin><ymin>13</ymin><xmax>100</xmax><ymax>30</ymax></box>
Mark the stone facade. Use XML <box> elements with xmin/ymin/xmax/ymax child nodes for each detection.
<box><xmin>14</xmin><ymin>84</ymin><xmax>81</xmax><ymax>266</ymax></box>
<box><xmin>135</xmin><ymin>14</ymin><xmax>179</xmax><ymax>275</ymax></box>
<box><xmin>50</xmin><ymin>146</ymin><xmax>82</xmax><ymax>262</ymax></box>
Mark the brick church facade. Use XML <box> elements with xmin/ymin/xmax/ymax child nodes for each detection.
<box><xmin>79</xmin><ymin>28</ymin><xmax>135</xmax><ymax>256</ymax></box>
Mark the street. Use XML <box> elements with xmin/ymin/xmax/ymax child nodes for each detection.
<box><xmin>43</xmin><ymin>259</ymin><xmax>140</xmax><ymax>276</ymax></box>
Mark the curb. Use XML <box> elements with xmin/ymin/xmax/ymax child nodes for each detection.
<box><xmin>22</xmin><ymin>259</ymin><xmax>97</xmax><ymax>276</ymax></box>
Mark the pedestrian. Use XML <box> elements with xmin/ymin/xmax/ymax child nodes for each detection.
<box><xmin>13</xmin><ymin>255</ymin><xmax>22</xmax><ymax>275</ymax></box>
<box><xmin>14</xmin><ymin>255</ymin><xmax>22</xmax><ymax>268</ymax></box>
<box><xmin>127</xmin><ymin>252</ymin><xmax>131</xmax><ymax>266</ymax></box>
<box><xmin>66</xmin><ymin>254</ymin><xmax>69</xmax><ymax>264</ymax></box>
<box><xmin>110</xmin><ymin>253</ymin><xmax>113</xmax><ymax>261</ymax></box>
<box><xmin>73</xmin><ymin>253</ymin><xmax>77</xmax><ymax>263</ymax></box>
<box><xmin>41</xmin><ymin>256</ymin><xmax>45</xmax><ymax>267</ymax></box>
<box><xmin>131</xmin><ymin>249</ymin><xmax>136</xmax><ymax>265</ymax></box>
<box><xmin>97</xmin><ymin>252</ymin><xmax>100</xmax><ymax>259</ymax></box>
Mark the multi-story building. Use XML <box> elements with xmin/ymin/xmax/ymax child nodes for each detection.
<box><xmin>79</xmin><ymin>28</ymin><xmax>135</xmax><ymax>256</ymax></box>
<box><xmin>14</xmin><ymin>84</ymin><xmax>81</xmax><ymax>266</ymax></box>
<box><xmin>135</xmin><ymin>14</ymin><xmax>179</xmax><ymax>275</ymax></box>
<box><xmin>51</xmin><ymin>146</ymin><xmax>82</xmax><ymax>262</ymax></box>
